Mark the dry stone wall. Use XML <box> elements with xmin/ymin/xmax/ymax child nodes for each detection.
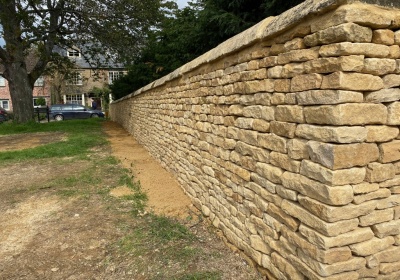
<box><xmin>110</xmin><ymin>1</ymin><xmax>400</xmax><ymax>279</ymax></box>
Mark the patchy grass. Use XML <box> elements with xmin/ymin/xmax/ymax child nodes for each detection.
<box><xmin>0</xmin><ymin>120</ymin><xmax>262</xmax><ymax>280</ymax></box>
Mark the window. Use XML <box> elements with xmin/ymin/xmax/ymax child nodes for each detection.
<box><xmin>67</xmin><ymin>49</ymin><xmax>80</xmax><ymax>57</ymax></box>
<box><xmin>108</xmin><ymin>71</ymin><xmax>124</xmax><ymax>84</ymax></box>
<box><xmin>33</xmin><ymin>97</ymin><xmax>46</xmax><ymax>107</ymax></box>
<box><xmin>0</xmin><ymin>100</ymin><xmax>9</xmax><ymax>110</ymax></box>
<box><xmin>65</xmin><ymin>94</ymin><xmax>83</xmax><ymax>105</ymax></box>
<box><xmin>0</xmin><ymin>76</ymin><xmax>5</xmax><ymax>87</ymax></box>
<box><xmin>67</xmin><ymin>72</ymin><xmax>83</xmax><ymax>85</ymax></box>
<box><xmin>34</xmin><ymin>76</ymin><xmax>44</xmax><ymax>86</ymax></box>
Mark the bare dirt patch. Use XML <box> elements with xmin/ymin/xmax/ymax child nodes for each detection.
<box><xmin>0</xmin><ymin>132</ymin><xmax>66</xmax><ymax>151</ymax></box>
<box><xmin>0</xmin><ymin>121</ymin><xmax>263</xmax><ymax>280</ymax></box>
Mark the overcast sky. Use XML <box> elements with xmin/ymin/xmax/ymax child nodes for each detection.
<box><xmin>176</xmin><ymin>0</ymin><xmax>189</xmax><ymax>8</ymax></box>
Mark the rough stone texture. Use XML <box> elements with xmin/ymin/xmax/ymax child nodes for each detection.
<box><xmin>110</xmin><ymin>1</ymin><xmax>400</xmax><ymax>279</ymax></box>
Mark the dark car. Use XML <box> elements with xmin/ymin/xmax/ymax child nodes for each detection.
<box><xmin>0</xmin><ymin>106</ymin><xmax>8</xmax><ymax>123</ymax></box>
<box><xmin>49</xmin><ymin>104</ymin><xmax>105</xmax><ymax>121</ymax></box>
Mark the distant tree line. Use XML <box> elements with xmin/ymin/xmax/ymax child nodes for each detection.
<box><xmin>110</xmin><ymin>0</ymin><xmax>304</xmax><ymax>99</ymax></box>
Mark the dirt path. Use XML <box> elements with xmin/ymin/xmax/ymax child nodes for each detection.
<box><xmin>0</xmin><ymin>121</ymin><xmax>263</xmax><ymax>280</ymax></box>
<box><xmin>103</xmin><ymin>121</ymin><xmax>194</xmax><ymax>219</ymax></box>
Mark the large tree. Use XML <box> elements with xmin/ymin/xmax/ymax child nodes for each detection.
<box><xmin>110</xmin><ymin>0</ymin><xmax>304</xmax><ymax>97</ymax></box>
<box><xmin>0</xmin><ymin>0</ymin><xmax>170</xmax><ymax>122</ymax></box>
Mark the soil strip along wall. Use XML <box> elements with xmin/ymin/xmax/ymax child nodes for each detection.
<box><xmin>110</xmin><ymin>0</ymin><xmax>400</xmax><ymax>278</ymax></box>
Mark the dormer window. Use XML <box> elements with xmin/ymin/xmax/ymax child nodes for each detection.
<box><xmin>67</xmin><ymin>49</ymin><xmax>80</xmax><ymax>57</ymax></box>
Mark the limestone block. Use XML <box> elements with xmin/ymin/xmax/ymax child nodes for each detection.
<box><xmin>376</xmin><ymin>195</ymin><xmax>400</xmax><ymax>210</ymax></box>
<box><xmin>261</xmin><ymin>56</ymin><xmax>278</xmax><ymax>68</ymax></box>
<box><xmin>270</xmin><ymin>151</ymin><xmax>301</xmax><ymax>173</ymax></box>
<box><xmin>251</xmin><ymin>214</ymin><xmax>280</xmax><ymax>239</ymax></box>
<box><xmin>256</xmin><ymin>162</ymin><xmax>283</xmax><ymax>184</ymax></box>
<box><xmin>352</xmin><ymin>182</ymin><xmax>379</xmax><ymax>194</ymax></box>
<box><xmin>321</xmin><ymin>72</ymin><xmax>384</xmax><ymax>91</ymax></box>
<box><xmin>271</xmin><ymin>252</ymin><xmax>304</xmax><ymax>280</ymax></box>
<box><xmin>300</xmin><ymin>160</ymin><xmax>365</xmax><ymax>185</ymax></box>
<box><xmin>252</xmin><ymin>173</ymin><xmax>276</xmax><ymax>196</ymax></box>
<box><xmin>353</xmin><ymin>188</ymin><xmax>391</xmax><ymax>205</ymax></box>
<box><xmin>396</xmin><ymin>30</ymin><xmax>400</xmax><ymax>45</ymax></box>
<box><xmin>228</xmin><ymin>104</ymin><xmax>244</xmax><ymax>116</ymax></box>
<box><xmin>244</xmin><ymin>80</ymin><xmax>275</xmax><ymax>94</ymax></box>
<box><xmin>396</xmin><ymin>235</ymin><xmax>400</xmax><ymax>245</ymax></box>
<box><xmin>281</xmin><ymin>63</ymin><xmax>305</xmax><ymax>78</ymax></box>
<box><xmin>372</xmin><ymin>219</ymin><xmax>400</xmax><ymax>238</ymax></box>
<box><xmin>310</xmin><ymin>3</ymin><xmax>399</xmax><ymax>32</ymax></box>
<box><xmin>372</xmin><ymin>29</ymin><xmax>395</xmax><ymax>45</ymax></box>
<box><xmin>277</xmin><ymin>48</ymin><xmax>320</xmax><ymax>65</ymax></box>
<box><xmin>275</xmin><ymin>105</ymin><xmax>305</xmax><ymax>123</ymax></box>
<box><xmin>282</xmin><ymin>227</ymin><xmax>352</xmax><ymax>265</ymax></box>
<box><xmin>258</xmin><ymin>133</ymin><xmax>287</xmax><ymax>153</ymax></box>
<box><xmin>284</xmin><ymin>37</ymin><xmax>305</xmax><ymax>51</ymax></box>
<box><xmin>268</xmin><ymin>66</ymin><xmax>283</xmax><ymax>78</ymax></box>
<box><xmin>268</xmin><ymin>202</ymin><xmax>300</xmax><ymax>231</ymax></box>
<box><xmin>298</xmin><ymin>195</ymin><xmax>376</xmax><ymax>223</ymax></box>
<box><xmin>281</xmin><ymin>171</ymin><xmax>354</xmax><ymax>206</ymax></box>
<box><xmin>389</xmin><ymin>45</ymin><xmax>400</xmax><ymax>59</ymax></box>
<box><xmin>261</xmin><ymin>255</ymin><xmax>287</xmax><ymax>280</ymax></box>
<box><xmin>299</xmin><ymin>224</ymin><xmax>374</xmax><ymax>250</ymax></box>
<box><xmin>271</xmin><ymin>92</ymin><xmax>286</xmax><ymax>105</ymax></box>
<box><xmin>366</xmin><ymin>126</ymin><xmax>399</xmax><ymax>142</ymax></box>
<box><xmin>287</xmin><ymin>138</ymin><xmax>309</xmax><ymax>160</ymax></box>
<box><xmin>383</xmin><ymin>74</ymin><xmax>400</xmax><ymax>88</ymax></box>
<box><xmin>304</xmin><ymin>23</ymin><xmax>372</xmax><ymax>47</ymax></box>
<box><xmin>359</xmin><ymin>208</ymin><xmax>394</xmax><ymax>227</ymax></box>
<box><xmin>253</xmin><ymin>92</ymin><xmax>273</xmax><ymax>106</ymax></box>
<box><xmin>237</xmin><ymin>129</ymin><xmax>258</xmax><ymax>146</ymax></box>
<box><xmin>365</xmin><ymin>162</ymin><xmax>396</xmax><ymax>183</ymax></box>
<box><xmin>305</xmin><ymin>103</ymin><xmax>387</xmax><ymax>125</ymax></box>
<box><xmin>270</xmin><ymin>121</ymin><xmax>296</xmax><ymax>138</ymax></box>
<box><xmin>379</xmin><ymin>140</ymin><xmax>400</xmax><ymax>163</ymax></box>
<box><xmin>297</xmin><ymin>250</ymin><xmax>366</xmax><ymax>277</ymax></box>
<box><xmin>243</xmin><ymin>105</ymin><xmax>271</xmax><ymax>119</ymax></box>
<box><xmin>270</xmin><ymin>43</ymin><xmax>285</xmax><ymax>55</ymax></box>
<box><xmin>319</xmin><ymin>42</ymin><xmax>390</xmax><ymax>58</ymax></box>
<box><xmin>304</xmin><ymin>55</ymin><xmax>364</xmax><ymax>74</ymax></box>
<box><xmin>380</xmin><ymin>261</ymin><xmax>400</xmax><ymax>275</ymax></box>
<box><xmin>307</xmin><ymin>141</ymin><xmax>379</xmax><ymax>170</ymax></box>
<box><xmin>235</xmin><ymin>141</ymin><xmax>270</xmax><ymax>162</ymax></box>
<box><xmin>297</xmin><ymin>90</ymin><xmax>363</xmax><ymax>105</ymax></box>
<box><xmin>250</xmin><ymin>234</ymin><xmax>271</xmax><ymax>254</ymax></box>
<box><xmin>362</xmin><ymin>58</ymin><xmax>397</xmax><ymax>76</ymax></box>
<box><xmin>374</xmin><ymin>246</ymin><xmax>400</xmax><ymax>263</ymax></box>
<box><xmin>282</xmin><ymin>200</ymin><xmax>359</xmax><ymax>237</ymax></box>
<box><xmin>285</xmin><ymin>93</ymin><xmax>297</xmax><ymax>105</ymax></box>
<box><xmin>380</xmin><ymin>175</ymin><xmax>400</xmax><ymax>188</ymax></box>
<box><xmin>252</xmin><ymin>119</ymin><xmax>270</xmax><ymax>132</ymax></box>
<box><xmin>288</xmin><ymin>254</ymin><xmax>359</xmax><ymax>280</ymax></box>
<box><xmin>357</xmin><ymin>266</ymin><xmax>379</xmax><ymax>279</ymax></box>
<box><xmin>350</xmin><ymin>237</ymin><xmax>395</xmax><ymax>257</ymax></box>
<box><xmin>296</xmin><ymin>124</ymin><xmax>366</xmax><ymax>143</ymax></box>
<box><xmin>274</xmin><ymin>79</ymin><xmax>291</xmax><ymax>92</ymax></box>
<box><xmin>387</xmin><ymin>102</ymin><xmax>400</xmax><ymax>125</ymax></box>
<box><xmin>291</xmin><ymin>73</ymin><xmax>323</xmax><ymax>92</ymax></box>
<box><xmin>234</xmin><ymin>117</ymin><xmax>253</xmax><ymax>130</ymax></box>
<box><xmin>276</xmin><ymin>185</ymin><xmax>298</xmax><ymax>201</ymax></box>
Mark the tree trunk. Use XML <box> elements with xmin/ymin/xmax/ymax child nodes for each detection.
<box><xmin>6</xmin><ymin>63</ymin><xmax>35</xmax><ymax>123</ymax></box>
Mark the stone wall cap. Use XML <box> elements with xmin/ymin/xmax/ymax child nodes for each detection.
<box><xmin>112</xmin><ymin>0</ymin><xmax>400</xmax><ymax>103</ymax></box>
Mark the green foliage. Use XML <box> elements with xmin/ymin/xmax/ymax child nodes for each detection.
<box><xmin>111</xmin><ymin>0</ymin><xmax>305</xmax><ymax>98</ymax></box>
<box><xmin>149</xmin><ymin>215</ymin><xmax>195</xmax><ymax>241</ymax></box>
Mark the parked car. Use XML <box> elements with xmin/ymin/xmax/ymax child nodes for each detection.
<box><xmin>49</xmin><ymin>104</ymin><xmax>105</xmax><ymax>121</ymax></box>
<box><xmin>0</xmin><ymin>106</ymin><xmax>8</xmax><ymax>123</ymax></box>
